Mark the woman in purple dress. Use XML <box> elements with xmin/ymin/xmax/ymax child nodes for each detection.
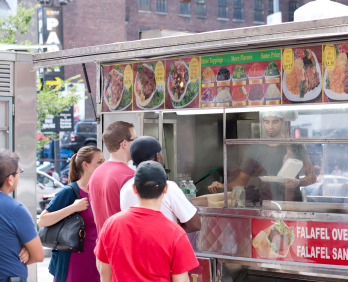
<box><xmin>38</xmin><ymin>146</ymin><xmax>104</xmax><ymax>282</ymax></box>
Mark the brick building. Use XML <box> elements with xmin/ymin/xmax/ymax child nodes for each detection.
<box><xmin>32</xmin><ymin>0</ymin><xmax>348</xmax><ymax>118</ymax></box>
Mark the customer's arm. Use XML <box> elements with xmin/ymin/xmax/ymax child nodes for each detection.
<box><xmin>23</xmin><ymin>236</ymin><xmax>45</xmax><ymax>265</ymax></box>
<box><xmin>38</xmin><ymin>198</ymin><xmax>88</xmax><ymax>228</ymax></box>
<box><xmin>170</xmin><ymin>183</ymin><xmax>201</xmax><ymax>233</ymax></box>
<box><xmin>172</xmin><ymin>272</ymin><xmax>190</xmax><ymax>282</ymax></box>
<box><xmin>180</xmin><ymin>212</ymin><xmax>201</xmax><ymax>233</ymax></box>
<box><xmin>100</xmin><ymin>262</ymin><xmax>112</xmax><ymax>282</ymax></box>
<box><xmin>19</xmin><ymin>247</ymin><xmax>29</xmax><ymax>263</ymax></box>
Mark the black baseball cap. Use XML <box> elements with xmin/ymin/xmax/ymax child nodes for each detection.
<box><xmin>130</xmin><ymin>136</ymin><xmax>162</xmax><ymax>166</ymax></box>
<box><xmin>134</xmin><ymin>160</ymin><xmax>167</xmax><ymax>189</ymax></box>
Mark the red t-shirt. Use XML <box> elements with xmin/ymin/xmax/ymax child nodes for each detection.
<box><xmin>95</xmin><ymin>207</ymin><xmax>199</xmax><ymax>282</ymax></box>
<box><xmin>88</xmin><ymin>161</ymin><xmax>134</xmax><ymax>234</ymax></box>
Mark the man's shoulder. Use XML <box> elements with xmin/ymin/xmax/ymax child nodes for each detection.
<box><xmin>92</xmin><ymin>162</ymin><xmax>134</xmax><ymax>178</ymax></box>
<box><xmin>165</xmin><ymin>181</ymin><xmax>184</xmax><ymax>198</ymax></box>
<box><xmin>90</xmin><ymin>162</ymin><xmax>134</xmax><ymax>185</ymax></box>
<box><xmin>122</xmin><ymin>177</ymin><xmax>135</xmax><ymax>190</ymax></box>
<box><xmin>0</xmin><ymin>194</ymin><xmax>30</xmax><ymax>218</ymax></box>
<box><xmin>104</xmin><ymin>209</ymin><xmax>132</xmax><ymax>227</ymax></box>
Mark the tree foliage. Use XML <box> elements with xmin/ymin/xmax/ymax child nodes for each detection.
<box><xmin>37</xmin><ymin>76</ymin><xmax>83</xmax><ymax>151</ymax></box>
<box><xmin>0</xmin><ymin>4</ymin><xmax>38</xmax><ymax>44</ymax></box>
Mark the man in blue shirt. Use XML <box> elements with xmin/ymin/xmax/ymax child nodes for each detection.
<box><xmin>0</xmin><ymin>149</ymin><xmax>44</xmax><ymax>282</ymax></box>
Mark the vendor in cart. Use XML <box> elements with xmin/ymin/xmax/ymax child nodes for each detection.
<box><xmin>208</xmin><ymin>111</ymin><xmax>316</xmax><ymax>202</ymax></box>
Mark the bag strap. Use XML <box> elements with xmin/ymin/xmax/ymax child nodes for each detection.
<box><xmin>68</xmin><ymin>184</ymin><xmax>80</xmax><ymax>199</ymax></box>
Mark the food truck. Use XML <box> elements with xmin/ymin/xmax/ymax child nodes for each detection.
<box><xmin>34</xmin><ymin>16</ymin><xmax>348</xmax><ymax>281</ymax></box>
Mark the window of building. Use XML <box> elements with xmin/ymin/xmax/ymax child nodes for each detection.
<box><xmin>268</xmin><ymin>0</ymin><xmax>273</xmax><ymax>15</ymax></box>
<box><xmin>139</xmin><ymin>0</ymin><xmax>151</xmax><ymax>11</ymax></box>
<box><xmin>195</xmin><ymin>0</ymin><xmax>206</xmax><ymax>17</ymax></box>
<box><xmin>289</xmin><ymin>1</ymin><xmax>298</xmax><ymax>21</ymax></box>
<box><xmin>218</xmin><ymin>0</ymin><xmax>228</xmax><ymax>19</ymax></box>
<box><xmin>254</xmin><ymin>0</ymin><xmax>264</xmax><ymax>22</ymax></box>
<box><xmin>179</xmin><ymin>1</ymin><xmax>191</xmax><ymax>15</ymax></box>
<box><xmin>126</xmin><ymin>6</ymin><xmax>130</xmax><ymax>21</ymax></box>
<box><xmin>233</xmin><ymin>0</ymin><xmax>243</xmax><ymax>20</ymax></box>
<box><xmin>138</xmin><ymin>27</ymin><xmax>151</xmax><ymax>39</ymax></box>
<box><xmin>156</xmin><ymin>0</ymin><xmax>167</xmax><ymax>13</ymax></box>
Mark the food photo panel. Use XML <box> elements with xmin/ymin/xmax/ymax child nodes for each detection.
<box><xmin>201</xmin><ymin>66</ymin><xmax>218</xmax><ymax>107</ymax></box>
<box><xmin>165</xmin><ymin>57</ymin><xmax>200</xmax><ymax>109</ymax></box>
<box><xmin>201</xmin><ymin>49</ymin><xmax>281</xmax><ymax>107</ymax></box>
<box><xmin>102</xmin><ymin>64</ymin><xmax>133</xmax><ymax>112</ymax></box>
<box><xmin>323</xmin><ymin>42</ymin><xmax>348</xmax><ymax>102</ymax></box>
<box><xmin>282</xmin><ymin>45</ymin><xmax>323</xmax><ymax>104</ymax></box>
<box><xmin>133</xmin><ymin>60</ymin><xmax>165</xmax><ymax>111</ymax></box>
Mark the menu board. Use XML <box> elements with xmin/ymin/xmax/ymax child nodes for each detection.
<box><xmin>282</xmin><ymin>45</ymin><xmax>323</xmax><ymax>104</ymax></box>
<box><xmin>165</xmin><ymin>57</ymin><xmax>200</xmax><ymax>109</ymax></box>
<box><xmin>100</xmin><ymin>42</ymin><xmax>348</xmax><ymax>113</ymax></box>
<box><xmin>132</xmin><ymin>60</ymin><xmax>165</xmax><ymax>111</ymax></box>
<box><xmin>201</xmin><ymin>49</ymin><xmax>282</xmax><ymax>107</ymax></box>
<box><xmin>102</xmin><ymin>64</ymin><xmax>133</xmax><ymax>112</ymax></box>
<box><xmin>323</xmin><ymin>43</ymin><xmax>348</xmax><ymax>102</ymax></box>
<box><xmin>253</xmin><ymin>219</ymin><xmax>348</xmax><ymax>266</ymax></box>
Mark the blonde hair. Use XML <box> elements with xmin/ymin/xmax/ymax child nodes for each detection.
<box><xmin>68</xmin><ymin>146</ymin><xmax>102</xmax><ymax>183</ymax></box>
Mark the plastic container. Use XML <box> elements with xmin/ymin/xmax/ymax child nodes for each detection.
<box><xmin>231</xmin><ymin>186</ymin><xmax>245</xmax><ymax>208</ymax></box>
<box><xmin>180</xmin><ymin>180</ymin><xmax>188</xmax><ymax>196</ymax></box>
<box><xmin>186</xmin><ymin>180</ymin><xmax>197</xmax><ymax>203</ymax></box>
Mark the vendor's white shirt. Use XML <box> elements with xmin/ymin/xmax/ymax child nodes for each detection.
<box><xmin>120</xmin><ymin>178</ymin><xmax>197</xmax><ymax>223</ymax></box>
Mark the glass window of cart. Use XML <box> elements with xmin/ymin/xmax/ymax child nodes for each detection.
<box><xmin>163</xmin><ymin>112</ymin><xmax>223</xmax><ymax>198</ymax></box>
<box><xmin>219</xmin><ymin>106</ymin><xmax>348</xmax><ymax>212</ymax></box>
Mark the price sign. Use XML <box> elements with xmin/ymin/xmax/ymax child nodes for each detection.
<box><xmin>283</xmin><ymin>48</ymin><xmax>294</xmax><ymax>74</ymax></box>
<box><xmin>324</xmin><ymin>45</ymin><xmax>336</xmax><ymax>71</ymax></box>
<box><xmin>155</xmin><ymin>61</ymin><xmax>165</xmax><ymax>85</ymax></box>
<box><xmin>124</xmin><ymin>64</ymin><xmax>133</xmax><ymax>89</ymax></box>
<box><xmin>189</xmin><ymin>57</ymin><xmax>199</xmax><ymax>83</ymax></box>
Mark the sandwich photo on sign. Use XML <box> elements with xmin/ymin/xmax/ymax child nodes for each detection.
<box><xmin>253</xmin><ymin>220</ymin><xmax>295</xmax><ymax>258</ymax></box>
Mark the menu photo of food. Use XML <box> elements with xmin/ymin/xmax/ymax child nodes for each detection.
<box><xmin>282</xmin><ymin>46</ymin><xmax>322</xmax><ymax>103</ymax></box>
<box><xmin>201</xmin><ymin>87</ymin><xmax>216</xmax><ymax>106</ymax></box>
<box><xmin>232</xmin><ymin>65</ymin><xmax>247</xmax><ymax>86</ymax></box>
<box><xmin>323</xmin><ymin>43</ymin><xmax>348</xmax><ymax>101</ymax></box>
<box><xmin>201</xmin><ymin>66</ymin><xmax>216</xmax><ymax>84</ymax></box>
<box><xmin>265</xmin><ymin>83</ymin><xmax>281</xmax><ymax>105</ymax></box>
<box><xmin>253</xmin><ymin>220</ymin><xmax>295</xmax><ymax>259</ymax></box>
<box><xmin>231</xmin><ymin>85</ymin><xmax>248</xmax><ymax>106</ymax></box>
<box><xmin>133</xmin><ymin>60</ymin><xmax>165</xmax><ymax>110</ymax></box>
<box><xmin>248</xmin><ymin>62</ymin><xmax>264</xmax><ymax>82</ymax></box>
<box><xmin>166</xmin><ymin>57</ymin><xmax>200</xmax><ymax>109</ymax></box>
<box><xmin>248</xmin><ymin>84</ymin><xmax>265</xmax><ymax>105</ymax></box>
<box><xmin>102</xmin><ymin>64</ymin><xmax>133</xmax><ymax>112</ymax></box>
<box><xmin>216</xmin><ymin>86</ymin><xmax>231</xmax><ymax>105</ymax></box>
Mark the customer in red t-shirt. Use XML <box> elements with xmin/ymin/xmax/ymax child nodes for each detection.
<box><xmin>95</xmin><ymin>161</ymin><xmax>199</xmax><ymax>282</ymax></box>
<box><xmin>87</xmin><ymin>121</ymin><xmax>136</xmax><ymax>234</ymax></box>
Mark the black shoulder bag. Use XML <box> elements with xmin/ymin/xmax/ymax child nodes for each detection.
<box><xmin>39</xmin><ymin>184</ymin><xmax>85</xmax><ymax>252</ymax></box>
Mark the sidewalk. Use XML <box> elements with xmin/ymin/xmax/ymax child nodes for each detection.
<box><xmin>37</xmin><ymin>257</ymin><xmax>52</xmax><ymax>282</ymax></box>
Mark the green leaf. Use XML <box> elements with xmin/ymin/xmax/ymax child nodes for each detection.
<box><xmin>0</xmin><ymin>4</ymin><xmax>39</xmax><ymax>44</ymax></box>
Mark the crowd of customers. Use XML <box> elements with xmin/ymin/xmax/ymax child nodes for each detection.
<box><xmin>0</xmin><ymin>120</ymin><xmax>201</xmax><ymax>282</ymax></box>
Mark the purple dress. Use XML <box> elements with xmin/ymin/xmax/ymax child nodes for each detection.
<box><xmin>64</xmin><ymin>188</ymin><xmax>99</xmax><ymax>282</ymax></box>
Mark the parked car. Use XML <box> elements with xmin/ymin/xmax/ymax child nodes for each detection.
<box><xmin>304</xmin><ymin>175</ymin><xmax>348</xmax><ymax>203</ymax></box>
<box><xmin>60</xmin><ymin>159</ymin><xmax>70</xmax><ymax>185</ymax></box>
<box><xmin>61</xmin><ymin>120</ymin><xmax>97</xmax><ymax>153</ymax></box>
<box><xmin>36</xmin><ymin>170</ymin><xmax>64</xmax><ymax>213</ymax></box>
